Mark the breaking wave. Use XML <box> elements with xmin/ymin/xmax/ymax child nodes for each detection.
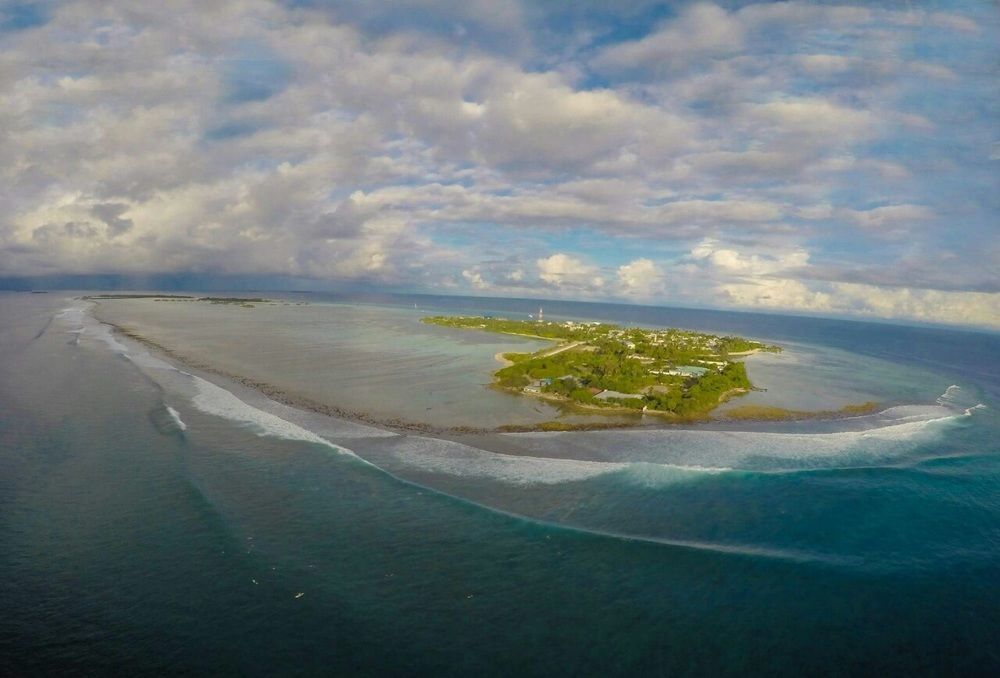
<box><xmin>61</xmin><ymin>302</ymin><xmax>361</xmax><ymax>459</ymax></box>
<box><xmin>55</xmin><ymin>304</ymin><xmax>87</xmax><ymax>326</ymax></box>
<box><xmin>188</xmin><ymin>376</ymin><xmax>358</xmax><ymax>458</ymax></box>
<box><xmin>385</xmin><ymin>436</ymin><xmax>629</xmax><ymax>484</ymax></box>
<box><xmin>489</xmin><ymin>394</ymin><xmax>977</xmax><ymax>483</ymax></box>
<box><xmin>937</xmin><ymin>384</ymin><xmax>986</xmax><ymax>412</ymax></box>
<box><xmin>55</xmin><ymin>302</ymin><xmax>131</xmax><ymax>353</ymax></box>
<box><xmin>355</xmin><ymin>390</ymin><xmax>977</xmax><ymax>488</ymax></box>
<box><xmin>166</xmin><ymin>406</ymin><xmax>187</xmax><ymax>432</ymax></box>
<box><xmin>374</xmin><ymin>418</ymin><xmax>958</xmax><ymax>488</ymax></box>
<box><xmin>937</xmin><ymin>384</ymin><xmax>963</xmax><ymax>405</ymax></box>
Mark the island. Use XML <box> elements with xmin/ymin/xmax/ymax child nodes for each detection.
<box><xmin>85</xmin><ymin>297</ymin><xmax>878</xmax><ymax>433</ymax></box>
<box><xmin>422</xmin><ymin>315</ymin><xmax>781</xmax><ymax>419</ymax></box>
<box><xmin>82</xmin><ymin>294</ymin><xmax>274</xmax><ymax>308</ymax></box>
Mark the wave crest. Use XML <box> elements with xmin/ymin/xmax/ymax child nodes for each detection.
<box><xmin>188</xmin><ymin>375</ymin><xmax>359</xmax><ymax>458</ymax></box>
<box><xmin>166</xmin><ymin>406</ymin><xmax>188</xmax><ymax>432</ymax></box>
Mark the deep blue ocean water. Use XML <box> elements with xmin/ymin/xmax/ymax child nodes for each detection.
<box><xmin>1</xmin><ymin>291</ymin><xmax>998</xmax><ymax>676</ymax></box>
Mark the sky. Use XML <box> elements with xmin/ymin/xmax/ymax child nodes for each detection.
<box><xmin>0</xmin><ymin>0</ymin><xmax>997</xmax><ymax>328</ymax></box>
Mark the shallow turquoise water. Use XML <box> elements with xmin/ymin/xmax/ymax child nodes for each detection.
<box><xmin>1</xmin><ymin>292</ymin><xmax>998</xmax><ymax>676</ymax></box>
<box><xmin>94</xmin><ymin>298</ymin><xmax>562</xmax><ymax>428</ymax></box>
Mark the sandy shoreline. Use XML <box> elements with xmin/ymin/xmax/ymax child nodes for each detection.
<box><xmin>493</xmin><ymin>352</ymin><xmax>514</xmax><ymax>368</ymax></box>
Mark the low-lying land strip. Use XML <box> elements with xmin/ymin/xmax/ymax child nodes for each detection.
<box><xmin>423</xmin><ymin>315</ymin><xmax>782</xmax><ymax>418</ymax></box>
<box><xmin>720</xmin><ymin>402</ymin><xmax>880</xmax><ymax>421</ymax></box>
<box><xmin>83</xmin><ymin>294</ymin><xmax>269</xmax><ymax>307</ymax></box>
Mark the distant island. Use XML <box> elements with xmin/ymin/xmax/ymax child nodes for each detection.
<box><xmin>81</xmin><ymin>294</ymin><xmax>307</xmax><ymax>308</ymax></box>
<box><xmin>422</xmin><ymin>315</ymin><xmax>782</xmax><ymax>419</ymax></box>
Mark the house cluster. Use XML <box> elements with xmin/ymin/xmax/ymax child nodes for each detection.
<box><xmin>638</xmin><ymin>332</ymin><xmax>723</xmax><ymax>352</ymax></box>
<box><xmin>524</xmin><ymin>376</ymin><xmax>572</xmax><ymax>393</ymax></box>
<box><xmin>649</xmin><ymin>365</ymin><xmax>710</xmax><ymax>377</ymax></box>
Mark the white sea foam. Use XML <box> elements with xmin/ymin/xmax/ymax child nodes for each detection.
<box><xmin>391</xmin><ymin>397</ymin><xmax>970</xmax><ymax>487</ymax></box>
<box><xmin>378</xmin><ymin>406</ymin><xmax>960</xmax><ymax>487</ymax></box>
<box><xmin>166</xmin><ymin>406</ymin><xmax>188</xmax><ymax>431</ymax></box>
<box><xmin>126</xmin><ymin>348</ymin><xmax>178</xmax><ymax>371</ymax></box>
<box><xmin>190</xmin><ymin>375</ymin><xmax>358</xmax><ymax>458</ymax></box>
<box><xmin>55</xmin><ymin>304</ymin><xmax>87</xmax><ymax>326</ymax></box>
<box><xmin>89</xmin><ymin>322</ymin><xmax>130</xmax><ymax>354</ymax></box>
<box><xmin>502</xmin><ymin>406</ymin><xmax>965</xmax><ymax>478</ymax></box>
<box><xmin>71</xmin><ymin>307</ymin><xmax>399</xmax><ymax>461</ymax></box>
<box><xmin>874</xmin><ymin>404</ymin><xmax>954</xmax><ymax>422</ymax></box>
<box><xmin>937</xmin><ymin>384</ymin><xmax>963</xmax><ymax>405</ymax></box>
<box><xmin>935</xmin><ymin>385</ymin><xmax>986</xmax><ymax>418</ymax></box>
<box><xmin>55</xmin><ymin>303</ymin><xmax>91</xmax><ymax>342</ymax></box>
<box><xmin>387</xmin><ymin>436</ymin><xmax>628</xmax><ymax>484</ymax></box>
<box><xmin>612</xmin><ymin>462</ymin><xmax>736</xmax><ymax>488</ymax></box>
<box><xmin>56</xmin><ymin>302</ymin><xmax>133</xmax><ymax>353</ymax></box>
<box><xmin>377</xmin><ymin>435</ymin><xmax>745</xmax><ymax>486</ymax></box>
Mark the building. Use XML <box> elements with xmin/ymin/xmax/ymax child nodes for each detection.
<box><xmin>594</xmin><ymin>389</ymin><xmax>641</xmax><ymax>401</ymax></box>
<box><xmin>650</xmin><ymin>366</ymin><xmax>709</xmax><ymax>377</ymax></box>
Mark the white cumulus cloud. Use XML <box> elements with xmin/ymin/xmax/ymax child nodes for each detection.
<box><xmin>537</xmin><ymin>253</ymin><xmax>605</xmax><ymax>291</ymax></box>
<box><xmin>616</xmin><ymin>258</ymin><xmax>664</xmax><ymax>298</ymax></box>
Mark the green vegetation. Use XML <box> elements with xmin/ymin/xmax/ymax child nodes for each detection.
<box><xmin>423</xmin><ymin>315</ymin><xmax>781</xmax><ymax>417</ymax></box>
<box><xmin>722</xmin><ymin>401</ymin><xmax>879</xmax><ymax>421</ymax></box>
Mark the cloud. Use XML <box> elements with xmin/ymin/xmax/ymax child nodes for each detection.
<box><xmin>889</xmin><ymin>10</ymin><xmax>980</xmax><ymax>33</ymax></box>
<box><xmin>616</xmin><ymin>258</ymin><xmax>663</xmax><ymax>297</ymax></box>
<box><xmin>830</xmin><ymin>283</ymin><xmax>999</xmax><ymax>328</ymax></box>
<box><xmin>690</xmin><ymin>238</ymin><xmax>809</xmax><ymax>276</ymax></box>
<box><xmin>795</xmin><ymin>54</ymin><xmax>857</xmax><ymax>77</ymax></box>
<box><xmin>720</xmin><ymin>277</ymin><xmax>833</xmax><ymax>312</ymax></box>
<box><xmin>0</xmin><ymin>0</ymin><xmax>994</xmax><ymax>329</ymax></box>
<box><xmin>537</xmin><ymin>253</ymin><xmax>604</xmax><ymax>291</ymax></box>
<box><xmin>469</xmin><ymin>72</ymin><xmax>693</xmax><ymax>172</ymax></box>
<box><xmin>594</xmin><ymin>3</ymin><xmax>744</xmax><ymax>74</ymax></box>
<box><xmin>447</xmin><ymin>254</ymin><xmax>616</xmax><ymax>296</ymax></box>
<box><xmin>90</xmin><ymin>202</ymin><xmax>133</xmax><ymax>237</ymax></box>
<box><xmin>450</xmin><ymin>256</ymin><xmax>531</xmax><ymax>292</ymax></box>
<box><xmin>307</xmin><ymin>192</ymin><xmax>374</xmax><ymax>240</ymax></box>
<box><xmin>685</xmin><ymin>238</ymin><xmax>999</xmax><ymax>328</ymax></box>
<box><xmin>848</xmin><ymin>205</ymin><xmax>933</xmax><ymax>229</ymax></box>
<box><xmin>461</xmin><ymin>268</ymin><xmax>488</xmax><ymax>289</ymax></box>
<box><xmin>658</xmin><ymin>199</ymin><xmax>784</xmax><ymax>226</ymax></box>
<box><xmin>746</xmin><ymin>98</ymin><xmax>876</xmax><ymax>143</ymax></box>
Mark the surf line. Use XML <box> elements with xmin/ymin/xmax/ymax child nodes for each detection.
<box><xmin>81</xmin><ymin>317</ymin><xmax>830</xmax><ymax>564</ymax></box>
<box><xmin>179</xmin><ymin>376</ymin><xmax>866</xmax><ymax>568</ymax></box>
<box><xmin>72</xmin><ymin>304</ymin><xmax>966</xmax><ymax>568</ymax></box>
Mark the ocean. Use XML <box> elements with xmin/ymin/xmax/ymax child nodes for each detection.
<box><xmin>1</xmin><ymin>291</ymin><xmax>998</xmax><ymax>676</ymax></box>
